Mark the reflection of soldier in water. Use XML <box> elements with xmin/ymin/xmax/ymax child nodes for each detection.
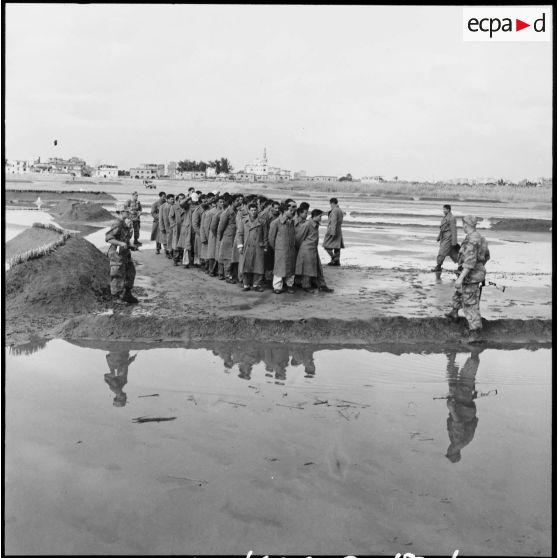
<box><xmin>105</xmin><ymin>351</ymin><xmax>137</xmax><ymax>407</ymax></box>
<box><xmin>445</xmin><ymin>347</ymin><xmax>482</xmax><ymax>463</ymax></box>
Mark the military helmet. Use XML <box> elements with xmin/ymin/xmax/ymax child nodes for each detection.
<box><xmin>462</xmin><ymin>215</ymin><xmax>478</xmax><ymax>227</ymax></box>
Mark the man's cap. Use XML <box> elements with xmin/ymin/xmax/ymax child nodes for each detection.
<box><xmin>190</xmin><ymin>193</ymin><xmax>199</xmax><ymax>202</ymax></box>
<box><xmin>462</xmin><ymin>215</ymin><xmax>478</xmax><ymax>226</ymax></box>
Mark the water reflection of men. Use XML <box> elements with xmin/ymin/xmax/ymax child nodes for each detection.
<box><xmin>290</xmin><ymin>346</ymin><xmax>316</xmax><ymax>378</ymax></box>
<box><xmin>445</xmin><ymin>347</ymin><xmax>482</xmax><ymax>463</ymax></box>
<box><xmin>105</xmin><ymin>351</ymin><xmax>137</xmax><ymax>407</ymax></box>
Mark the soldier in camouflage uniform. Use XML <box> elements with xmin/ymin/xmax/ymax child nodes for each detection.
<box><xmin>105</xmin><ymin>202</ymin><xmax>139</xmax><ymax>304</ymax></box>
<box><xmin>445</xmin><ymin>215</ymin><xmax>490</xmax><ymax>343</ymax></box>
<box><xmin>445</xmin><ymin>347</ymin><xmax>481</xmax><ymax>463</ymax></box>
<box><xmin>124</xmin><ymin>191</ymin><xmax>143</xmax><ymax>246</ymax></box>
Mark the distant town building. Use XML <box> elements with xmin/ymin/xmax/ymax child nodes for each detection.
<box><xmin>27</xmin><ymin>156</ymin><xmax>88</xmax><ymax>176</ymax></box>
<box><xmin>5</xmin><ymin>159</ymin><xmax>31</xmax><ymax>174</ymax></box>
<box><xmin>291</xmin><ymin>170</ymin><xmax>307</xmax><ymax>180</ymax></box>
<box><xmin>233</xmin><ymin>172</ymin><xmax>256</xmax><ymax>182</ymax></box>
<box><xmin>129</xmin><ymin>163</ymin><xmax>165</xmax><ymax>179</ymax></box>
<box><xmin>244</xmin><ymin>148</ymin><xmax>291</xmax><ymax>180</ymax></box>
<box><xmin>360</xmin><ymin>176</ymin><xmax>386</xmax><ymax>183</ymax></box>
<box><xmin>301</xmin><ymin>175</ymin><xmax>338</xmax><ymax>183</ymax></box>
<box><xmin>176</xmin><ymin>171</ymin><xmax>206</xmax><ymax>180</ymax></box>
<box><xmin>166</xmin><ymin>161</ymin><xmax>178</xmax><ymax>179</ymax></box>
<box><xmin>95</xmin><ymin>164</ymin><xmax>119</xmax><ymax>179</ymax></box>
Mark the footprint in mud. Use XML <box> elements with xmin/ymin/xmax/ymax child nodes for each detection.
<box><xmin>327</xmin><ymin>445</ymin><xmax>350</xmax><ymax>479</ymax></box>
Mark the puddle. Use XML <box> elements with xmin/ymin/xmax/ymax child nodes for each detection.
<box><xmin>4</xmin><ymin>340</ymin><xmax>552</xmax><ymax>556</ymax></box>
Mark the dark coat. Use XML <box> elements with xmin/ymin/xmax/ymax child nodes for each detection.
<box><xmin>191</xmin><ymin>205</ymin><xmax>203</xmax><ymax>258</ymax></box>
<box><xmin>208</xmin><ymin>208</ymin><xmax>222</xmax><ymax>260</ymax></box>
<box><xmin>177</xmin><ymin>203</ymin><xmax>193</xmax><ymax>250</ymax></box>
<box><xmin>323</xmin><ymin>205</ymin><xmax>344</xmax><ymax>250</ymax></box>
<box><xmin>150</xmin><ymin>199</ymin><xmax>163</xmax><ymax>242</ymax></box>
<box><xmin>232</xmin><ymin>208</ymin><xmax>248</xmax><ymax>264</ymax></box>
<box><xmin>200</xmin><ymin>208</ymin><xmax>211</xmax><ymax>260</ymax></box>
<box><xmin>295</xmin><ymin>219</ymin><xmax>320</xmax><ymax>277</ymax></box>
<box><xmin>268</xmin><ymin>213</ymin><xmax>296</xmax><ymax>278</ymax></box>
<box><xmin>159</xmin><ymin>202</ymin><xmax>172</xmax><ymax>245</ymax></box>
<box><xmin>168</xmin><ymin>203</ymin><xmax>185</xmax><ymax>250</ymax></box>
<box><xmin>238</xmin><ymin>215</ymin><xmax>267</xmax><ymax>274</ymax></box>
<box><xmin>217</xmin><ymin>205</ymin><xmax>237</xmax><ymax>261</ymax></box>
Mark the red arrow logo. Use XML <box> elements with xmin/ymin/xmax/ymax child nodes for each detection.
<box><xmin>516</xmin><ymin>18</ymin><xmax>530</xmax><ymax>31</ymax></box>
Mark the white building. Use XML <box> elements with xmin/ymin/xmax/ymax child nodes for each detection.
<box><xmin>5</xmin><ymin>159</ymin><xmax>30</xmax><ymax>174</ymax></box>
<box><xmin>244</xmin><ymin>148</ymin><xmax>291</xmax><ymax>179</ymax></box>
<box><xmin>95</xmin><ymin>164</ymin><xmax>119</xmax><ymax>178</ymax></box>
<box><xmin>130</xmin><ymin>163</ymin><xmax>165</xmax><ymax>179</ymax></box>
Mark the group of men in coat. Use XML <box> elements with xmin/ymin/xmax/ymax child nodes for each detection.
<box><xmin>149</xmin><ymin>190</ymin><xmax>344</xmax><ymax>294</ymax></box>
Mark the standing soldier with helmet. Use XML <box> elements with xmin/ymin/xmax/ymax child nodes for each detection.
<box><xmin>445</xmin><ymin>215</ymin><xmax>490</xmax><ymax>343</ymax></box>
<box><xmin>105</xmin><ymin>202</ymin><xmax>139</xmax><ymax>304</ymax></box>
<box><xmin>124</xmin><ymin>191</ymin><xmax>143</xmax><ymax>246</ymax></box>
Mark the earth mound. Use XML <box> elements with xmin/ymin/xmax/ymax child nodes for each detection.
<box><xmin>490</xmin><ymin>218</ymin><xmax>552</xmax><ymax>232</ymax></box>
<box><xmin>6</xmin><ymin>236</ymin><xmax>110</xmax><ymax>318</ymax></box>
<box><xmin>5</xmin><ymin>225</ymin><xmax>64</xmax><ymax>261</ymax></box>
<box><xmin>51</xmin><ymin>200</ymin><xmax>114</xmax><ymax>222</ymax></box>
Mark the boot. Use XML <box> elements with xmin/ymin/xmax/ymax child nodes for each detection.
<box><xmin>467</xmin><ymin>329</ymin><xmax>483</xmax><ymax>344</ymax></box>
<box><xmin>319</xmin><ymin>285</ymin><xmax>334</xmax><ymax>293</ymax></box>
<box><xmin>445</xmin><ymin>309</ymin><xmax>459</xmax><ymax>322</ymax></box>
<box><xmin>121</xmin><ymin>288</ymin><xmax>139</xmax><ymax>304</ymax></box>
<box><xmin>432</xmin><ymin>265</ymin><xmax>442</xmax><ymax>272</ymax></box>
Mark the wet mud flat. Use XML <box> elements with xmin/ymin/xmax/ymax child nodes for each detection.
<box><xmin>5</xmin><ymin>339</ymin><xmax>551</xmax><ymax>556</ymax></box>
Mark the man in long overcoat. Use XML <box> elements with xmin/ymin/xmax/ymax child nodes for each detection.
<box><xmin>232</xmin><ymin>196</ymin><xmax>248</xmax><ymax>284</ymax></box>
<box><xmin>177</xmin><ymin>196</ymin><xmax>194</xmax><ymax>267</ymax></box>
<box><xmin>433</xmin><ymin>204</ymin><xmax>458</xmax><ymax>272</ymax></box>
<box><xmin>168</xmin><ymin>193</ymin><xmax>186</xmax><ymax>266</ymax></box>
<box><xmin>323</xmin><ymin>197</ymin><xmax>344</xmax><ymax>266</ymax></box>
<box><xmin>150</xmin><ymin>191</ymin><xmax>166</xmax><ymax>254</ymax></box>
<box><xmin>218</xmin><ymin>194</ymin><xmax>242</xmax><ymax>283</ymax></box>
<box><xmin>208</xmin><ymin>197</ymin><xmax>224</xmax><ymax>277</ymax></box>
<box><xmin>159</xmin><ymin>193</ymin><xmax>174</xmax><ymax>259</ymax></box>
<box><xmin>238</xmin><ymin>202</ymin><xmax>267</xmax><ymax>291</ymax></box>
<box><xmin>199</xmin><ymin>198</ymin><xmax>211</xmax><ymax>272</ymax></box>
<box><xmin>190</xmin><ymin>193</ymin><xmax>202</xmax><ymax>267</ymax></box>
<box><xmin>260</xmin><ymin>200</ymin><xmax>280</xmax><ymax>283</ymax></box>
<box><xmin>268</xmin><ymin>201</ymin><xmax>297</xmax><ymax>293</ymax></box>
<box><xmin>295</xmin><ymin>209</ymin><xmax>323</xmax><ymax>293</ymax></box>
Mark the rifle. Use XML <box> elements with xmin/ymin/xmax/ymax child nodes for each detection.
<box><xmin>441</xmin><ymin>268</ymin><xmax>506</xmax><ymax>292</ymax></box>
<box><xmin>433</xmin><ymin>389</ymin><xmax>498</xmax><ymax>401</ymax></box>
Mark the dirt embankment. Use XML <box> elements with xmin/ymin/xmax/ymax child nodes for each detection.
<box><xmin>4</xmin><ymin>236</ymin><xmax>552</xmax><ymax>348</ymax></box>
<box><xmin>5</xmin><ymin>226</ymin><xmax>64</xmax><ymax>260</ymax></box>
<box><xmin>5</xmin><ymin>236</ymin><xmax>111</xmax><ymax>342</ymax></box>
<box><xmin>50</xmin><ymin>200</ymin><xmax>114</xmax><ymax>222</ymax></box>
<box><xmin>490</xmin><ymin>218</ymin><xmax>552</xmax><ymax>232</ymax></box>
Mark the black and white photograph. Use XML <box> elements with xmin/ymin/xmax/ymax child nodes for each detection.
<box><xmin>4</xmin><ymin>3</ymin><xmax>554</xmax><ymax>556</ymax></box>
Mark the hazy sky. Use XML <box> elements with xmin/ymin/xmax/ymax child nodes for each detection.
<box><xmin>5</xmin><ymin>4</ymin><xmax>553</xmax><ymax>180</ymax></box>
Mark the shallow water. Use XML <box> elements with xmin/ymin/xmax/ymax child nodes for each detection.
<box><xmin>5</xmin><ymin>340</ymin><xmax>551</xmax><ymax>556</ymax></box>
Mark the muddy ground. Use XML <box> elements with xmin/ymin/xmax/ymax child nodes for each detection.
<box><xmin>5</xmin><ymin>237</ymin><xmax>552</xmax><ymax>348</ymax></box>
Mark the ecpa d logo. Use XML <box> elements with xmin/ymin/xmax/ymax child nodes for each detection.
<box><xmin>463</xmin><ymin>8</ymin><xmax>551</xmax><ymax>42</ymax></box>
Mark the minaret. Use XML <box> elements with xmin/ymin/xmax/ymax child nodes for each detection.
<box><xmin>263</xmin><ymin>147</ymin><xmax>267</xmax><ymax>163</ymax></box>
